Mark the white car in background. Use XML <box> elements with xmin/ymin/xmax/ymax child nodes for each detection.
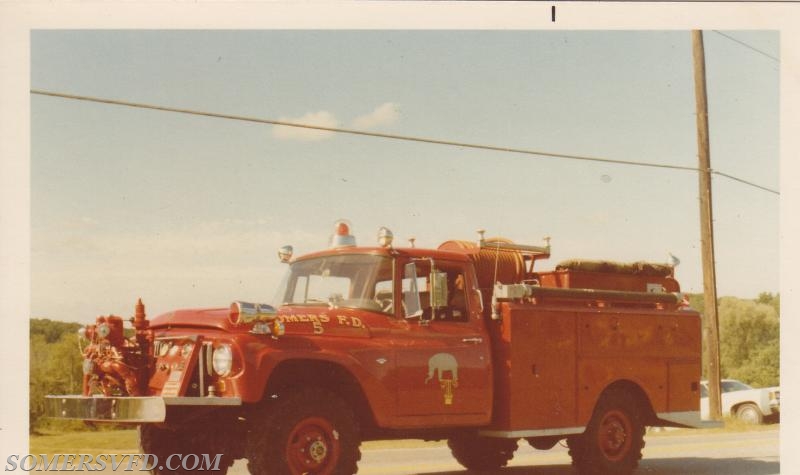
<box><xmin>700</xmin><ymin>379</ymin><xmax>780</xmax><ymax>424</ymax></box>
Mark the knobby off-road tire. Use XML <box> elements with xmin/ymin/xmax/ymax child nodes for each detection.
<box><xmin>447</xmin><ymin>433</ymin><xmax>519</xmax><ymax>471</ymax></box>
<box><xmin>246</xmin><ymin>388</ymin><xmax>361</xmax><ymax>475</ymax></box>
<box><xmin>567</xmin><ymin>390</ymin><xmax>645</xmax><ymax>474</ymax></box>
<box><xmin>139</xmin><ymin>424</ymin><xmax>235</xmax><ymax>475</ymax></box>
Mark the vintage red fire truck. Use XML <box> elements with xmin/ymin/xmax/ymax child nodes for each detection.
<box><xmin>47</xmin><ymin>221</ymin><xmax>713</xmax><ymax>474</ymax></box>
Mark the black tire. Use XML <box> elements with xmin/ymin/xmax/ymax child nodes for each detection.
<box><xmin>736</xmin><ymin>403</ymin><xmax>764</xmax><ymax>424</ymax></box>
<box><xmin>527</xmin><ymin>436</ymin><xmax>561</xmax><ymax>451</ymax></box>
<box><xmin>568</xmin><ymin>390</ymin><xmax>645</xmax><ymax>474</ymax></box>
<box><xmin>246</xmin><ymin>388</ymin><xmax>361</xmax><ymax>475</ymax></box>
<box><xmin>448</xmin><ymin>433</ymin><xmax>518</xmax><ymax>471</ymax></box>
<box><xmin>139</xmin><ymin>424</ymin><xmax>235</xmax><ymax>475</ymax></box>
<box><xmin>566</xmin><ymin>434</ymin><xmax>587</xmax><ymax>467</ymax></box>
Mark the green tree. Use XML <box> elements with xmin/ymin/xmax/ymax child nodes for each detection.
<box><xmin>30</xmin><ymin>318</ymin><xmax>81</xmax><ymax>343</ymax></box>
<box><xmin>688</xmin><ymin>293</ymin><xmax>779</xmax><ymax>387</ymax></box>
<box><xmin>756</xmin><ymin>292</ymin><xmax>780</xmax><ymax>316</ymax></box>
<box><xmin>29</xmin><ymin>320</ymin><xmax>86</xmax><ymax>432</ymax></box>
<box><xmin>718</xmin><ymin>297</ymin><xmax>779</xmax><ymax>387</ymax></box>
<box><xmin>734</xmin><ymin>344</ymin><xmax>780</xmax><ymax>388</ymax></box>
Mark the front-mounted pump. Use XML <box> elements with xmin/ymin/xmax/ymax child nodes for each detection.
<box><xmin>78</xmin><ymin>298</ymin><xmax>153</xmax><ymax>397</ymax></box>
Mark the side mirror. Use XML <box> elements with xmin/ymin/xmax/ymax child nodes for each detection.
<box><xmin>403</xmin><ymin>262</ymin><xmax>423</xmax><ymax>319</ymax></box>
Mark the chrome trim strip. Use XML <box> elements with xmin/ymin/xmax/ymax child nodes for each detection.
<box><xmin>528</xmin><ymin>285</ymin><xmax>680</xmax><ymax>304</ymax></box>
<box><xmin>45</xmin><ymin>395</ymin><xmax>243</xmax><ymax>423</ymax></box>
<box><xmin>657</xmin><ymin>410</ymin><xmax>723</xmax><ymax>428</ymax></box>
<box><xmin>479</xmin><ymin>426</ymin><xmax>585</xmax><ymax>438</ymax></box>
<box><xmin>198</xmin><ymin>342</ymin><xmax>207</xmax><ymax>397</ymax></box>
<box><xmin>162</xmin><ymin>396</ymin><xmax>242</xmax><ymax>406</ymax></box>
<box><xmin>155</xmin><ymin>335</ymin><xmax>199</xmax><ymax>342</ymax></box>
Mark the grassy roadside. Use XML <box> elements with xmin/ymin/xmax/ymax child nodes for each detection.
<box><xmin>646</xmin><ymin>419</ymin><xmax>780</xmax><ymax>437</ymax></box>
<box><xmin>30</xmin><ymin>419</ymin><xmax>778</xmax><ymax>456</ymax></box>
<box><xmin>30</xmin><ymin>430</ymin><xmax>141</xmax><ymax>458</ymax></box>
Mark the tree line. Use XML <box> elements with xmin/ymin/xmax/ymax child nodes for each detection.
<box><xmin>28</xmin><ymin>292</ymin><xmax>780</xmax><ymax>432</ymax></box>
<box><xmin>688</xmin><ymin>292</ymin><xmax>780</xmax><ymax>388</ymax></box>
<box><xmin>30</xmin><ymin>319</ymin><xmax>86</xmax><ymax>433</ymax></box>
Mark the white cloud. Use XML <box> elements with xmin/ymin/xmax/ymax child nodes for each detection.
<box><xmin>269</xmin><ymin>103</ymin><xmax>400</xmax><ymax>142</ymax></box>
<box><xmin>271</xmin><ymin>111</ymin><xmax>339</xmax><ymax>141</ymax></box>
<box><xmin>351</xmin><ymin>102</ymin><xmax>400</xmax><ymax>130</ymax></box>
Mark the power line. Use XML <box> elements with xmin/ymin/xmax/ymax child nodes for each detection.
<box><xmin>29</xmin><ymin>89</ymin><xmax>694</xmax><ymax>172</ymax></box>
<box><xmin>30</xmin><ymin>89</ymin><xmax>779</xmax><ymax>195</ymax></box>
<box><xmin>712</xmin><ymin>170</ymin><xmax>779</xmax><ymax>195</ymax></box>
<box><xmin>712</xmin><ymin>30</ymin><xmax>779</xmax><ymax>63</ymax></box>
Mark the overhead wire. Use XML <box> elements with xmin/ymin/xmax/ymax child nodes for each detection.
<box><xmin>711</xmin><ymin>30</ymin><xmax>780</xmax><ymax>63</ymax></box>
<box><xmin>711</xmin><ymin>171</ymin><xmax>779</xmax><ymax>195</ymax></box>
<box><xmin>30</xmin><ymin>89</ymin><xmax>779</xmax><ymax>196</ymax></box>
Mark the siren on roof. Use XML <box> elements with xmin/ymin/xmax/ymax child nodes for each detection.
<box><xmin>330</xmin><ymin>219</ymin><xmax>356</xmax><ymax>248</ymax></box>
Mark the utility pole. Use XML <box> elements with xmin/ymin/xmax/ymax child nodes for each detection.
<box><xmin>692</xmin><ymin>30</ymin><xmax>722</xmax><ymax>421</ymax></box>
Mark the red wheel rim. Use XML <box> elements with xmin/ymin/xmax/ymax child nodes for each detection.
<box><xmin>596</xmin><ymin>409</ymin><xmax>632</xmax><ymax>462</ymax></box>
<box><xmin>285</xmin><ymin>416</ymin><xmax>341</xmax><ymax>475</ymax></box>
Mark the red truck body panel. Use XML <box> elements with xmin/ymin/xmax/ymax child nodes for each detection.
<box><xmin>486</xmin><ymin>301</ymin><xmax>700</xmax><ymax>433</ymax></box>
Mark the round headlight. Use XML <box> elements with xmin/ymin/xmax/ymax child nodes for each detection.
<box><xmin>212</xmin><ymin>344</ymin><xmax>233</xmax><ymax>376</ymax></box>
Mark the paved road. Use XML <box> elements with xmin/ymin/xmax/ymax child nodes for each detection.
<box><xmin>41</xmin><ymin>427</ymin><xmax>775</xmax><ymax>474</ymax></box>
<box><xmin>346</xmin><ymin>428</ymin><xmax>780</xmax><ymax>475</ymax></box>
<box><xmin>227</xmin><ymin>428</ymin><xmax>779</xmax><ymax>475</ymax></box>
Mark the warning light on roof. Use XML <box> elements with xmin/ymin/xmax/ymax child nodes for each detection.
<box><xmin>377</xmin><ymin>226</ymin><xmax>393</xmax><ymax>248</ymax></box>
<box><xmin>278</xmin><ymin>245</ymin><xmax>293</xmax><ymax>263</ymax></box>
<box><xmin>330</xmin><ymin>219</ymin><xmax>356</xmax><ymax>248</ymax></box>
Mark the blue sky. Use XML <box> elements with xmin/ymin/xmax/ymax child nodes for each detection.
<box><xmin>30</xmin><ymin>29</ymin><xmax>779</xmax><ymax>323</ymax></box>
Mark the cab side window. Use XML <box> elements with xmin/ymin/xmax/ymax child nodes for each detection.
<box><xmin>447</xmin><ymin>273</ymin><xmax>468</xmax><ymax>322</ymax></box>
<box><xmin>401</xmin><ymin>259</ymin><xmax>471</xmax><ymax>322</ymax></box>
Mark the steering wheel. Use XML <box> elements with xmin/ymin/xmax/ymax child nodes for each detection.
<box><xmin>377</xmin><ymin>297</ymin><xmax>393</xmax><ymax>313</ymax></box>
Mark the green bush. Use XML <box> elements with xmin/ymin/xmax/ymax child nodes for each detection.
<box><xmin>689</xmin><ymin>293</ymin><xmax>780</xmax><ymax>388</ymax></box>
<box><xmin>30</xmin><ymin>319</ymin><xmax>86</xmax><ymax>433</ymax></box>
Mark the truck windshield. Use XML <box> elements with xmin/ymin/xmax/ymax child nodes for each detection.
<box><xmin>274</xmin><ymin>254</ymin><xmax>394</xmax><ymax>314</ymax></box>
<box><xmin>721</xmin><ymin>380</ymin><xmax>753</xmax><ymax>392</ymax></box>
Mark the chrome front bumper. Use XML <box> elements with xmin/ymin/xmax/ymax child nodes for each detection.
<box><xmin>45</xmin><ymin>395</ymin><xmax>242</xmax><ymax>423</ymax></box>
